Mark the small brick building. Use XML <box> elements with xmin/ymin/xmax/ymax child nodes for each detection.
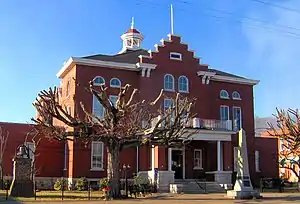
<box><xmin>1</xmin><ymin>23</ymin><xmax>279</xmax><ymax>190</ymax></box>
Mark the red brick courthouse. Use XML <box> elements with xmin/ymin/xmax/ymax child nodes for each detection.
<box><xmin>1</xmin><ymin>23</ymin><xmax>278</xmax><ymax>191</ymax></box>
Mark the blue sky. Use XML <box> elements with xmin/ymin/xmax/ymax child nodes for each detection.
<box><xmin>0</xmin><ymin>0</ymin><xmax>299</xmax><ymax>123</ymax></box>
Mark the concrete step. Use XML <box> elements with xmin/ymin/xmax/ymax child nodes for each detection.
<box><xmin>173</xmin><ymin>180</ymin><xmax>226</xmax><ymax>194</ymax></box>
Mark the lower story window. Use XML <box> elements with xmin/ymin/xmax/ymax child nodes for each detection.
<box><xmin>255</xmin><ymin>150</ymin><xmax>260</xmax><ymax>172</ymax></box>
<box><xmin>91</xmin><ymin>141</ymin><xmax>104</xmax><ymax>170</ymax></box>
<box><xmin>194</xmin><ymin>149</ymin><xmax>203</xmax><ymax>169</ymax></box>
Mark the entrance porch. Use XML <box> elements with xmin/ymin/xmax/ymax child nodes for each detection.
<box><xmin>143</xmin><ymin>136</ymin><xmax>234</xmax><ymax>191</ymax></box>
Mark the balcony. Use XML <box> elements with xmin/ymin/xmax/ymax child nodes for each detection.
<box><xmin>150</xmin><ymin>116</ymin><xmax>233</xmax><ymax>132</ymax></box>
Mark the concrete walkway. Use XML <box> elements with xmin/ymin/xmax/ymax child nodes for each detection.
<box><xmin>3</xmin><ymin>193</ymin><xmax>300</xmax><ymax>204</ymax></box>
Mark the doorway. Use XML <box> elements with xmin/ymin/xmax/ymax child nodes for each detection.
<box><xmin>172</xmin><ymin>149</ymin><xmax>183</xmax><ymax>179</ymax></box>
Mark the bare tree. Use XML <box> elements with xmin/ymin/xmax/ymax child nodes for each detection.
<box><xmin>0</xmin><ymin>126</ymin><xmax>8</xmax><ymax>189</ymax></box>
<box><xmin>268</xmin><ymin>108</ymin><xmax>300</xmax><ymax>182</ymax></box>
<box><xmin>24</xmin><ymin>127</ymin><xmax>42</xmax><ymax>184</ymax></box>
<box><xmin>32</xmin><ymin>80</ymin><xmax>197</xmax><ymax>198</ymax></box>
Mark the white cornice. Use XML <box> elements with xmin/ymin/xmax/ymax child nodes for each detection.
<box><xmin>56</xmin><ymin>57</ymin><xmax>138</xmax><ymax>78</ymax></box>
<box><xmin>197</xmin><ymin>70</ymin><xmax>259</xmax><ymax>86</ymax></box>
<box><xmin>213</xmin><ymin>75</ymin><xmax>260</xmax><ymax>85</ymax></box>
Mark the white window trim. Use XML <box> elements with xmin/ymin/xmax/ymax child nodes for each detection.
<box><xmin>110</xmin><ymin>78</ymin><xmax>121</xmax><ymax>88</ymax></box>
<box><xmin>93</xmin><ymin>76</ymin><xmax>105</xmax><ymax>86</ymax></box>
<box><xmin>178</xmin><ymin>75</ymin><xmax>189</xmax><ymax>93</ymax></box>
<box><xmin>170</xmin><ymin>52</ymin><xmax>182</xmax><ymax>61</ymax></box>
<box><xmin>233</xmin><ymin>106</ymin><xmax>242</xmax><ymax>131</ymax></box>
<box><xmin>90</xmin><ymin>141</ymin><xmax>104</xmax><ymax>171</ymax></box>
<box><xmin>193</xmin><ymin>149</ymin><xmax>203</xmax><ymax>170</ymax></box>
<box><xmin>220</xmin><ymin>105</ymin><xmax>230</xmax><ymax>121</ymax></box>
<box><xmin>92</xmin><ymin>95</ymin><xmax>104</xmax><ymax>118</ymax></box>
<box><xmin>164</xmin><ymin>98</ymin><xmax>174</xmax><ymax>112</ymax></box>
<box><xmin>220</xmin><ymin>90</ymin><xmax>229</xmax><ymax>99</ymax></box>
<box><xmin>255</xmin><ymin>150</ymin><xmax>260</xmax><ymax>172</ymax></box>
<box><xmin>232</xmin><ymin>91</ymin><xmax>241</xmax><ymax>100</ymax></box>
<box><xmin>164</xmin><ymin>74</ymin><xmax>175</xmax><ymax>92</ymax></box>
<box><xmin>109</xmin><ymin>95</ymin><xmax>118</xmax><ymax>108</ymax></box>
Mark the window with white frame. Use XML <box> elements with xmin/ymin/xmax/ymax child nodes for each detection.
<box><xmin>220</xmin><ymin>105</ymin><xmax>229</xmax><ymax>121</ymax></box>
<box><xmin>110</xmin><ymin>78</ymin><xmax>121</xmax><ymax>88</ymax></box>
<box><xmin>220</xmin><ymin>90</ymin><xmax>229</xmax><ymax>99</ymax></box>
<box><xmin>91</xmin><ymin>141</ymin><xmax>104</xmax><ymax>170</ymax></box>
<box><xmin>170</xmin><ymin>52</ymin><xmax>182</xmax><ymax>60</ymax></box>
<box><xmin>25</xmin><ymin>142</ymin><xmax>35</xmax><ymax>159</ymax></box>
<box><xmin>233</xmin><ymin>107</ymin><xmax>242</xmax><ymax>131</ymax></box>
<box><xmin>232</xmin><ymin>91</ymin><xmax>241</xmax><ymax>100</ymax></box>
<box><xmin>178</xmin><ymin>76</ymin><xmax>189</xmax><ymax>93</ymax></box>
<box><xmin>109</xmin><ymin>95</ymin><xmax>118</xmax><ymax>108</ymax></box>
<box><xmin>233</xmin><ymin>147</ymin><xmax>238</xmax><ymax>172</ymax></box>
<box><xmin>164</xmin><ymin>74</ymin><xmax>174</xmax><ymax>91</ymax></box>
<box><xmin>93</xmin><ymin>95</ymin><xmax>104</xmax><ymax>118</ymax></box>
<box><xmin>194</xmin><ymin>149</ymin><xmax>203</xmax><ymax>169</ymax></box>
<box><xmin>93</xmin><ymin>76</ymin><xmax>105</xmax><ymax>86</ymax></box>
<box><xmin>164</xmin><ymin>98</ymin><xmax>174</xmax><ymax>112</ymax></box>
<box><xmin>255</xmin><ymin>150</ymin><xmax>260</xmax><ymax>172</ymax></box>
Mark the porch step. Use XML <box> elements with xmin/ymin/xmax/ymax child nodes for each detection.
<box><xmin>174</xmin><ymin>180</ymin><xmax>226</xmax><ymax>194</ymax></box>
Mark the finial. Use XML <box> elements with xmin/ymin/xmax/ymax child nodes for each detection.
<box><xmin>131</xmin><ymin>16</ymin><xmax>134</xmax><ymax>29</ymax></box>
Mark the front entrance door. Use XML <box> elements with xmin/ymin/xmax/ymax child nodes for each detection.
<box><xmin>172</xmin><ymin>150</ymin><xmax>183</xmax><ymax>179</ymax></box>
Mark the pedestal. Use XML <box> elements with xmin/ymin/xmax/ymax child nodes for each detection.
<box><xmin>9</xmin><ymin>157</ymin><xmax>34</xmax><ymax>197</ymax></box>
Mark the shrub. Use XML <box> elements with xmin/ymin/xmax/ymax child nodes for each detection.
<box><xmin>54</xmin><ymin>178</ymin><xmax>68</xmax><ymax>191</ymax></box>
<box><xmin>75</xmin><ymin>177</ymin><xmax>88</xmax><ymax>191</ymax></box>
<box><xmin>99</xmin><ymin>178</ymin><xmax>109</xmax><ymax>190</ymax></box>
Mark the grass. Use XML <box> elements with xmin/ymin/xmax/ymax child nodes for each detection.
<box><xmin>0</xmin><ymin>190</ymin><xmax>105</xmax><ymax>201</ymax></box>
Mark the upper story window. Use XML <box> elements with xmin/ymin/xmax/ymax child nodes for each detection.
<box><xmin>66</xmin><ymin>80</ymin><xmax>70</xmax><ymax>97</ymax></box>
<box><xmin>232</xmin><ymin>91</ymin><xmax>241</xmax><ymax>100</ymax></box>
<box><xmin>220</xmin><ymin>90</ymin><xmax>229</xmax><ymax>99</ymax></box>
<box><xmin>178</xmin><ymin>76</ymin><xmax>189</xmax><ymax>93</ymax></box>
<box><xmin>25</xmin><ymin>142</ymin><xmax>35</xmax><ymax>159</ymax></box>
<box><xmin>220</xmin><ymin>105</ymin><xmax>229</xmax><ymax>121</ymax></box>
<box><xmin>170</xmin><ymin>52</ymin><xmax>182</xmax><ymax>61</ymax></box>
<box><xmin>164</xmin><ymin>98</ymin><xmax>174</xmax><ymax>112</ymax></box>
<box><xmin>110</xmin><ymin>78</ymin><xmax>121</xmax><ymax>88</ymax></box>
<box><xmin>164</xmin><ymin>74</ymin><xmax>174</xmax><ymax>91</ymax></box>
<box><xmin>109</xmin><ymin>95</ymin><xmax>118</xmax><ymax>108</ymax></box>
<box><xmin>93</xmin><ymin>76</ymin><xmax>105</xmax><ymax>86</ymax></box>
<box><xmin>93</xmin><ymin>95</ymin><xmax>104</xmax><ymax>118</ymax></box>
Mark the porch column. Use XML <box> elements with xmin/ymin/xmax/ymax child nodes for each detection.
<box><xmin>217</xmin><ymin>141</ymin><xmax>223</xmax><ymax>171</ymax></box>
<box><xmin>168</xmin><ymin>148</ymin><xmax>172</xmax><ymax>171</ymax></box>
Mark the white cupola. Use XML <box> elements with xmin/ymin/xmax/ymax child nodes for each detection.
<box><xmin>119</xmin><ymin>17</ymin><xmax>144</xmax><ymax>53</ymax></box>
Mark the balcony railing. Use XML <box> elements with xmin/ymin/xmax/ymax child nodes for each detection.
<box><xmin>150</xmin><ymin>116</ymin><xmax>233</xmax><ymax>131</ymax></box>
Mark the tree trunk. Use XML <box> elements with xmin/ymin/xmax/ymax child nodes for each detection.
<box><xmin>107</xmin><ymin>143</ymin><xmax>121</xmax><ymax>198</ymax></box>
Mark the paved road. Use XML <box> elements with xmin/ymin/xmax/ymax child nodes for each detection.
<box><xmin>3</xmin><ymin>193</ymin><xmax>300</xmax><ymax>204</ymax></box>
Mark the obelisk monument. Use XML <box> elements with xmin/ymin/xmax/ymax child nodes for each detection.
<box><xmin>227</xmin><ymin>129</ymin><xmax>260</xmax><ymax>199</ymax></box>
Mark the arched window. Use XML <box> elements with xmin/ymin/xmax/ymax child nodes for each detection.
<box><xmin>232</xmin><ymin>91</ymin><xmax>241</xmax><ymax>100</ymax></box>
<box><xmin>164</xmin><ymin>74</ymin><xmax>174</xmax><ymax>91</ymax></box>
<box><xmin>178</xmin><ymin>75</ymin><xmax>189</xmax><ymax>93</ymax></box>
<box><xmin>93</xmin><ymin>76</ymin><xmax>105</xmax><ymax>86</ymax></box>
<box><xmin>110</xmin><ymin>78</ymin><xmax>121</xmax><ymax>88</ymax></box>
<box><xmin>220</xmin><ymin>90</ymin><xmax>229</xmax><ymax>99</ymax></box>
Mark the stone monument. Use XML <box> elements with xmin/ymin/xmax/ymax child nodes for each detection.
<box><xmin>227</xmin><ymin>129</ymin><xmax>260</xmax><ymax>199</ymax></box>
<box><xmin>9</xmin><ymin>145</ymin><xmax>34</xmax><ymax>197</ymax></box>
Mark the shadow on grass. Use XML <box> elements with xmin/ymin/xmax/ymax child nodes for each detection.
<box><xmin>0</xmin><ymin>192</ymin><xmax>22</xmax><ymax>203</ymax></box>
